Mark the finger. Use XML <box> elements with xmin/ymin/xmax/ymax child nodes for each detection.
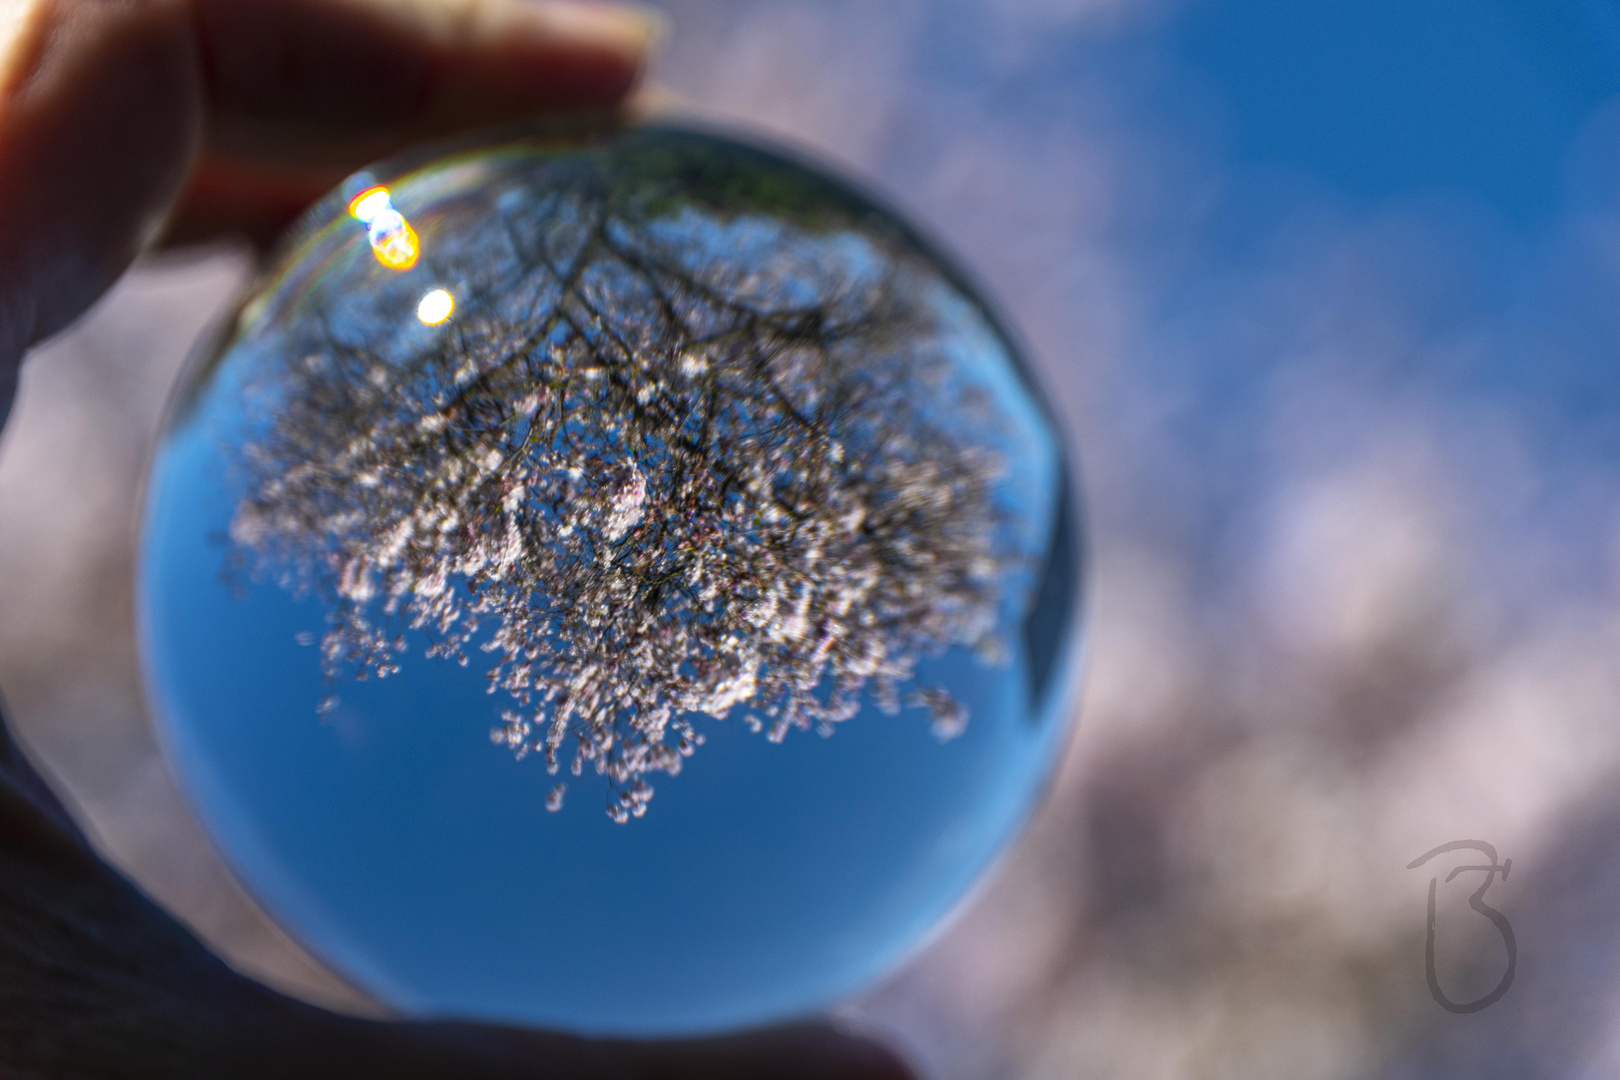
<box><xmin>0</xmin><ymin>0</ymin><xmax>654</xmax><ymax>414</ymax></box>
<box><xmin>165</xmin><ymin>75</ymin><xmax>679</xmax><ymax>250</ymax></box>
<box><xmin>223</xmin><ymin>1002</ymin><xmax>919</xmax><ymax>1080</ymax></box>
<box><xmin>159</xmin><ymin>153</ymin><xmax>346</xmax><ymax>250</ymax></box>
<box><xmin>608</xmin><ymin>1021</ymin><xmax>918</xmax><ymax>1080</ymax></box>
<box><xmin>195</xmin><ymin>0</ymin><xmax>655</xmax><ymax>162</ymax></box>
<box><xmin>0</xmin><ymin>0</ymin><xmax>202</xmax><ymax>385</ymax></box>
<box><xmin>164</xmin><ymin>0</ymin><xmax>656</xmax><ymax>246</ymax></box>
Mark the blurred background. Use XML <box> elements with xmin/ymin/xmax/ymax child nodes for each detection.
<box><xmin>6</xmin><ymin>0</ymin><xmax>1620</xmax><ymax>1076</ymax></box>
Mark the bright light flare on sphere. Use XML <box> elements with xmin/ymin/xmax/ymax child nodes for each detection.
<box><xmin>136</xmin><ymin>123</ymin><xmax>1083</xmax><ymax>1038</ymax></box>
<box><xmin>348</xmin><ymin>184</ymin><xmax>420</xmax><ymax>270</ymax></box>
<box><xmin>417</xmin><ymin>289</ymin><xmax>454</xmax><ymax>325</ymax></box>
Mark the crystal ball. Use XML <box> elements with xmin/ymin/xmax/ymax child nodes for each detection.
<box><xmin>138</xmin><ymin>123</ymin><xmax>1081</xmax><ymax>1035</ymax></box>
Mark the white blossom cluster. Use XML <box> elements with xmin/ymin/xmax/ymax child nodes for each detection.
<box><xmin>229</xmin><ymin>166</ymin><xmax>1018</xmax><ymax>821</ymax></box>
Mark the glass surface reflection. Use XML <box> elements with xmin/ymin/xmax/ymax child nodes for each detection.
<box><xmin>138</xmin><ymin>124</ymin><xmax>1080</xmax><ymax>1035</ymax></box>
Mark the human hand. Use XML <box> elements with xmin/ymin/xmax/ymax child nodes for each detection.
<box><xmin>0</xmin><ymin>3</ymin><xmax>913</xmax><ymax>1076</ymax></box>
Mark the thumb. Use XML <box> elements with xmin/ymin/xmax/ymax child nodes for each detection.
<box><xmin>0</xmin><ymin>0</ymin><xmax>202</xmax><ymax>382</ymax></box>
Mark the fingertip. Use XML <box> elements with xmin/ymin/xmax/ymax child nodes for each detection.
<box><xmin>816</xmin><ymin>1023</ymin><xmax>919</xmax><ymax>1080</ymax></box>
<box><xmin>440</xmin><ymin>0</ymin><xmax>663</xmax><ymax>114</ymax></box>
<box><xmin>636</xmin><ymin>1020</ymin><xmax>921</xmax><ymax>1080</ymax></box>
<box><xmin>529</xmin><ymin>1</ymin><xmax>666</xmax><ymax>62</ymax></box>
<box><xmin>825</xmin><ymin>1035</ymin><xmax>918</xmax><ymax>1080</ymax></box>
<box><xmin>0</xmin><ymin>0</ymin><xmax>202</xmax><ymax>345</ymax></box>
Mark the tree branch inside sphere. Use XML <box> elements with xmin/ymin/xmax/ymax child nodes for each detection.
<box><xmin>223</xmin><ymin>140</ymin><xmax>1027</xmax><ymax>822</ymax></box>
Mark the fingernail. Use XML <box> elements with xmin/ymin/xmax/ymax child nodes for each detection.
<box><xmin>538</xmin><ymin>2</ymin><xmax>667</xmax><ymax>57</ymax></box>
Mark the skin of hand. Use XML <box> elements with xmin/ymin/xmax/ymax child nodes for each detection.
<box><xmin>0</xmin><ymin>2</ymin><xmax>915</xmax><ymax>1077</ymax></box>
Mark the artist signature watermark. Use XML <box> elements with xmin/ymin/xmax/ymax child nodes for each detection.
<box><xmin>1407</xmin><ymin>840</ymin><xmax>1516</xmax><ymax>1013</ymax></box>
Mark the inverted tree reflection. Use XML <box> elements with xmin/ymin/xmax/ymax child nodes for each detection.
<box><xmin>228</xmin><ymin>147</ymin><xmax>1021</xmax><ymax>820</ymax></box>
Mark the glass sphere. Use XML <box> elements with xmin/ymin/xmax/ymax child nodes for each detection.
<box><xmin>138</xmin><ymin>122</ymin><xmax>1081</xmax><ymax>1036</ymax></box>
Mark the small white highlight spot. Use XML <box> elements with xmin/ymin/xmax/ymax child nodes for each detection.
<box><xmin>417</xmin><ymin>289</ymin><xmax>454</xmax><ymax>325</ymax></box>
